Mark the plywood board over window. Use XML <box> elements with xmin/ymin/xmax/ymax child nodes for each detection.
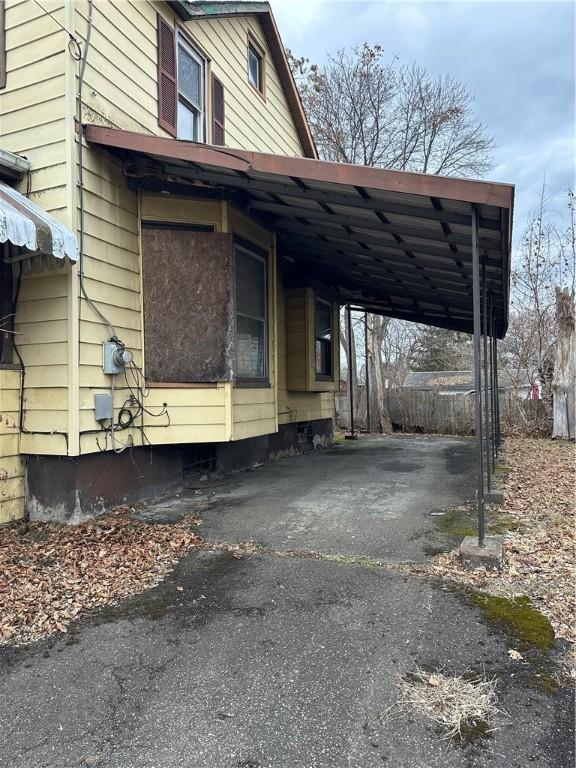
<box><xmin>142</xmin><ymin>228</ymin><xmax>234</xmax><ymax>383</ymax></box>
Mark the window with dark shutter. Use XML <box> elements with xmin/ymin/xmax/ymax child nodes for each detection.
<box><xmin>157</xmin><ymin>14</ymin><xmax>177</xmax><ymax>136</ymax></box>
<box><xmin>212</xmin><ymin>75</ymin><xmax>225</xmax><ymax>146</ymax></box>
<box><xmin>0</xmin><ymin>0</ymin><xmax>6</xmax><ymax>90</ymax></box>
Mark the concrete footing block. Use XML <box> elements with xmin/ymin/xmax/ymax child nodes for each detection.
<box><xmin>460</xmin><ymin>535</ymin><xmax>504</xmax><ymax>571</ymax></box>
<box><xmin>485</xmin><ymin>489</ymin><xmax>505</xmax><ymax>506</ymax></box>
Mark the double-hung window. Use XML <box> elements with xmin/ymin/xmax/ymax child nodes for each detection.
<box><xmin>235</xmin><ymin>244</ymin><xmax>267</xmax><ymax>381</ymax></box>
<box><xmin>315</xmin><ymin>298</ymin><xmax>333</xmax><ymax>378</ymax></box>
<box><xmin>177</xmin><ymin>35</ymin><xmax>205</xmax><ymax>141</ymax></box>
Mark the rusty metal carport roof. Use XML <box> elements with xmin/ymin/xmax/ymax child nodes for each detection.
<box><xmin>84</xmin><ymin>125</ymin><xmax>514</xmax><ymax>338</ymax></box>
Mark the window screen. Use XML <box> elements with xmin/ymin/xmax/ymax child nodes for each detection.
<box><xmin>235</xmin><ymin>245</ymin><xmax>267</xmax><ymax>380</ymax></box>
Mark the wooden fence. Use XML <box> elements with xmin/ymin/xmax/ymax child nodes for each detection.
<box><xmin>336</xmin><ymin>388</ymin><xmax>551</xmax><ymax>436</ymax></box>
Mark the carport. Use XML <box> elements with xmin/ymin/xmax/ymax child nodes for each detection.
<box><xmin>84</xmin><ymin>125</ymin><xmax>515</xmax><ymax>548</ymax></box>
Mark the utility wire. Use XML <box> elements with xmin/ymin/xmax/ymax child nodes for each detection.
<box><xmin>31</xmin><ymin>0</ymin><xmax>82</xmax><ymax>59</ymax></box>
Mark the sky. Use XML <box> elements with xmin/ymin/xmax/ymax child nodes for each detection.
<box><xmin>270</xmin><ymin>0</ymin><xmax>575</xmax><ymax>244</ymax></box>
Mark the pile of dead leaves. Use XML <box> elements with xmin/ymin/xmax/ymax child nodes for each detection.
<box><xmin>427</xmin><ymin>438</ymin><xmax>575</xmax><ymax>659</ymax></box>
<box><xmin>0</xmin><ymin>512</ymin><xmax>205</xmax><ymax>646</ymax></box>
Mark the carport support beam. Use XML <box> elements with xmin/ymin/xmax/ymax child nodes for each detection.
<box><xmin>482</xmin><ymin>258</ymin><xmax>492</xmax><ymax>491</ymax></box>
<box><xmin>365</xmin><ymin>311</ymin><xmax>371</xmax><ymax>433</ymax></box>
<box><xmin>489</xmin><ymin>298</ymin><xmax>497</xmax><ymax>462</ymax></box>
<box><xmin>472</xmin><ymin>206</ymin><xmax>485</xmax><ymax>547</ymax></box>
<box><xmin>347</xmin><ymin>304</ymin><xmax>355</xmax><ymax>438</ymax></box>
<box><xmin>493</xmin><ymin>317</ymin><xmax>501</xmax><ymax>453</ymax></box>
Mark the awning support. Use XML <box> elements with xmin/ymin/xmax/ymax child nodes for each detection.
<box><xmin>364</xmin><ymin>311</ymin><xmax>371</xmax><ymax>433</ymax></box>
<box><xmin>472</xmin><ymin>206</ymin><xmax>485</xmax><ymax>547</ymax></box>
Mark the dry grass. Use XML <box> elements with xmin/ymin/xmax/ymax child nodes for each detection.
<box><xmin>399</xmin><ymin>667</ymin><xmax>503</xmax><ymax>741</ymax></box>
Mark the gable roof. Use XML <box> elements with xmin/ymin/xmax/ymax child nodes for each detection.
<box><xmin>168</xmin><ymin>1</ymin><xmax>317</xmax><ymax>159</ymax></box>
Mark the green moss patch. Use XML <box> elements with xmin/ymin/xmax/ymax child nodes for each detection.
<box><xmin>472</xmin><ymin>594</ymin><xmax>554</xmax><ymax>650</ymax></box>
<box><xmin>435</xmin><ymin>506</ymin><xmax>522</xmax><ymax>538</ymax></box>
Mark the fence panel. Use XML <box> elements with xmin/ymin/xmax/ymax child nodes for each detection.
<box><xmin>336</xmin><ymin>388</ymin><xmax>552</xmax><ymax>436</ymax></box>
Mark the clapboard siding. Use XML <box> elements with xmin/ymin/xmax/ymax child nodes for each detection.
<box><xmin>277</xmin><ymin>276</ymin><xmax>335</xmax><ymax>427</ymax></box>
<box><xmin>0</xmin><ymin>1</ymin><xmax>73</xmax><ymax>464</ymax></box>
<box><xmin>73</xmin><ymin>0</ymin><xmax>304</xmax><ymax>154</ymax></box>
<box><xmin>14</xmin><ymin>272</ymin><xmax>70</xmax><ymax>455</ymax></box>
<box><xmin>1</xmin><ymin>1</ymin><xmax>68</xmax><ymax>214</ymax></box>
<box><xmin>0</xmin><ymin>370</ymin><xmax>25</xmax><ymax>523</ymax></box>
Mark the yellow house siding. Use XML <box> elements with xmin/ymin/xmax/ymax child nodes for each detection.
<box><xmin>0</xmin><ymin>370</ymin><xmax>25</xmax><ymax>523</ymax></box>
<box><xmin>1</xmin><ymin>0</ymin><xmax>68</xmax><ymax>214</ymax></box>
<box><xmin>227</xmin><ymin>206</ymin><xmax>278</xmax><ymax>441</ymax></box>
<box><xmin>277</xmin><ymin>276</ymin><xmax>336</xmax><ymax>427</ymax></box>
<box><xmin>14</xmin><ymin>270</ymin><xmax>70</xmax><ymax>456</ymax></box>
<box><xmin>73</xmin><ymin>0</ymin><xmax>305</xmax><ymax>156</ymax></box>
<box><xmin>0</xmin><ymin>1</ymin><xmax>75</xmax><ymax>460</ymax></box>
<box><xmin>75</xmin><ymin>148</ymin><xmax>143</xmax><ymax>454</ymax></box>
<box><xmin>187</xmin><ymin>15</ymin><xmax>304</xmax><ymax>155</ymax></box>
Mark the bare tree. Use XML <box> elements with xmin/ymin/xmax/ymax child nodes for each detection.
<box><xmin>289</xmin><ymin>45</ymin><xmax>494</xmax><ymax>431</ymax></box>
<box><xmin>500</xmin><ymin>188</ymin><xmax>576</xmax><ymax>435</ymax></box>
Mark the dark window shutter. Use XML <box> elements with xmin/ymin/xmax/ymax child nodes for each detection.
<box><xmin>212</xmin><ymin>74</ymin><xmax>225</xmax><ymax>146</ymax></box>
<box><xmin>0</xmin><ymin>0</ymin><xmax>6</xmax><ymax>90</ymax></box>
<box><xmin>157</xmin><ymin>14</ymin><xmax>177</xmax><ymax>136</ymax></box>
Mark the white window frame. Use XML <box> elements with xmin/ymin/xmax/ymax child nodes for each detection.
<box><xmin>177</xmin><ymin>33</ymin><xmax>206</xmax><ymax>142</ymax></box>
<box><xmin>248</xmin><ymin>43</ymin><xmax>262</xmax><ymax>92</ymax></box>
<box><xmin>234</xmin><ymin>244</ymin><xmax>268</xmax><ymax>382</ymax></box>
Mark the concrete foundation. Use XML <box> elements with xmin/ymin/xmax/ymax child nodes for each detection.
<box><xmin>215</xmin><ymin>419</ymin><xmax>333</xmax><ymax>474</ymax></box>
<box><xmin>485</xmin><ymin>489</ymin><xmax>505</xmax><ymax>506</ymax></box>
<box><xmin>26</xmin><ymin>446</ymin><xmax>184</xmax><ymax>524</ymax></box>
<box><xmin>460</xmin><ymin>535</ymin><xmax>504</xmax><ymax>571</ymax></box>
<box><xmin>25</xmin><ymin>419</ymin><xmax>334</xmax><ymax>523</ymax></box>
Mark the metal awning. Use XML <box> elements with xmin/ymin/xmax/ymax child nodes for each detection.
<box><xmin>85</xmin><ymin>125</ymin><xmax>514</xmax><ymax>338</ymax></box>
<box><xmin>0</xmin><ymin>181</ymin><xmax>78</xmax><ymax>262</ymax></box>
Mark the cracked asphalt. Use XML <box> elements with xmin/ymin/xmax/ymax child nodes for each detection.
<box><xmin>0</xmin><ymin>436</ymin><xmax>573</xmax><ymax>768</ymax></box>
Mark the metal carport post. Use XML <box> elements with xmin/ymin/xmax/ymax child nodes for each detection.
<box><xmin>472</xmin><ymin>205</ymin><xmax>485</xmax><ymax>547</ymax></box>
<box><xmin>346</xmin><ymin>304</ymin><xmax>355</xmax><ymax>439</ymax></box>
<box><xmin>482</xmin><ymin>258</ymin><xmax>492</xmax><ymax>491</ymax></box>
<box><xmin>364</xmin><ymin>311</ymin><xmax>371</xmax><ymax>434</ymax></box>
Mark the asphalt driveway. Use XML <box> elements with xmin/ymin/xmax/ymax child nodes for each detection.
<box><xmin>144</xmin><ymin>434</ymin><xmax>478</xmax><ymax>562</ymax></box>
<box><xmin>0</xmin><ymin>436</ymin><xmax>573</xmax><ymax>768</ymax></box>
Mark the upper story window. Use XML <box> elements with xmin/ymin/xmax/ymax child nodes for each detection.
<box><xmin>177</xmin><ymin>35</ymin><xmax>205</xmax><ymax>141</ymax></box>
<box><xmin>247</xmin><ymin>36</ymin><xmax>265</xmax><ymax>95</ymax></box>
<box><xmin>235</xmin><ymin>242</ymin><xmax>268</xmax><ymax>381</ymax></box>
<box><xmin>157</xmin><ymin>15</ymin><xmax>208</xmax><ymax>141</ymax></box>
<box><xmin>315</xmin><ymin>298</ymin><xmax>333</xmax><ymax>379</ymax></box>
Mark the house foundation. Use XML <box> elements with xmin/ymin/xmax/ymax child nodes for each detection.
<box><xmin>25</xmin><ymin>418</ymin><xmax>333</xmax><ymax>523</ymax></box>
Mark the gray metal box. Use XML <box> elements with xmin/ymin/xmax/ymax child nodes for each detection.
<box><xmin>94</xmin><ymin>393</ymin><xmax>114</xmax><ymax>422</ymax></box>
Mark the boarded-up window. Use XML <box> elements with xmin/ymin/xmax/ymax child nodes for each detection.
<box><xmin>142</xmin><ymin>228</ymin><xmax>234</xmax><ymax>382</ymax></box>
<box><xmin>157</xmin><ymin>14</ymin><xmax>177</xmax><ymax>136</ymax></box>
<box><xmin>0</xmin><ymin>0</ymin><xmax>6</xmax><ymax>90</ymax></box>
<box><xmin>212</xmin><ymin>75</ymin><xmax>225</xmax><ymax>145</ymax></box>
